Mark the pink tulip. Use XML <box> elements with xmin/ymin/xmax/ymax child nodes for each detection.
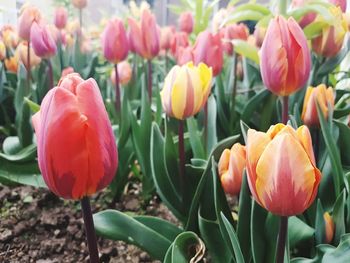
<box><xmin>177</xmin><ymin>46</ymin><xmax>193</xmax><ymax>66</ymax></box>
<box><xmin>54</xmin><ymin>7</ymin><xmax>68</xmax><ymax>29</ymax></box>
<box><xmin>61</xmin><ymin>67</ymin><xmax>75</xmax><ymax>78</ymax></box>
<box><xmin>18</xmin><ymin>6</ymin><xmax>42</xmax><ymax>40</ymax></box>
<box><xmin>221</xmin><ymin>23</ymin><xmax>249</xmax><ymax>55</ymax></box>
<box><xmin>260</xmin><ymin>16</ymin><xmax>311</xmax><ymax>96</ymax></box>
<box><xmin>110</xmin><ymin>61</ymin><xmax>132</xmax><ymax>86</ymax></box>
<box><xmin>30</xmin><ymin>22</ymin><xmax>57</xmax><ymax>58</ymax></box>
<box><xmin>101</xmin><ymin>18</ymin><xmax>129</xmax><ymax>64</ymax></box>
<box><xmin>178</xmin><ymin>12</ymin><xmax>194</xmax><ymax>34</ymax></box>
<box><xmin>170</xmin><ymin>31</ymin><xmax>189</xmax><ymax>59</ymax></box>
<box><xmin>160</xmin><ymin>26</ymin><xmax>176</xmax><ymax>51</ymax></box>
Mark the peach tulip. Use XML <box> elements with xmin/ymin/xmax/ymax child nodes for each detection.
<box><xmin>4</xmin><ymin>57</ymin><xmax>18</xmax><ymax>73</ymax></box>
<box><xmin>160</xmin><ymin>62</ymin><xmax>212</xmax><ymax>120</ymax></box>
<box><xmin>18</xmin><ymin>6</ymin><xmax>42</xmax><ymax>40</ymax></box>
<box><xmin>193</xmin><ymin>31</ymin><xmax>223</xmax><ymax>76</ymax></box>
<box><xmin>110</xmin><ymin>61</ymin><xmax>132</xmax><ymax>86</ymax></box>
<box><xmin>246</xmin><ymin>124</ymin><xmax>321</xmax><ymax>216</ymax></box>
<box><xmin>260</xmin><ymin>16</ymin><xmax>311</xmax><ymax>96</ymax></box>
<box><xmin>54</xmin><ymin>7</ymin><xmax>68</xmax><ymax>30</ymax></box>
<box><xmin>324</xmin><ymin>212</ymin><xmax>335</xmax><ymax>243</ymax></box>
<box><xmin>30</xmin><ymin>22</ymin><xmax>57</xmax><ymax>58</ymax></box>
<box><xmin>72</xmin><ymin>0</ymin><xmax>87</xmax><ymax>9</ymax></box>
<box><xmin>16</xmin><ymin>41</ymin><xmax>41</xmax><ymax>69</ymax></box>
<box><xmin>61</xmin><ymin>67</ymin><xmax>75</xmax><ymax>78</ymax></box>
<box><xmin>101</xmin><ymin>18</ymin><xmax>129</xmax><ymax>64</ymax></box>
<box><xmin>178</xmin><ymin>12</ymin><xmax>194</xmax><ymax>34</ymax></box>
<box><xmin>221</xmin><ymin>23</ymin><xmax>249</xmax><ymax>55</ymax></box>
<box><xmin>218</xmin><ymin>143</ymin><xmax>246</xmax><ymax>196</ymax></box>
<box><xmin>32</xmin><ymin>74</ymin><xmax>118</xmax><ymax>199</ymax></box>
<box><xmin>1</xmin><ymin>25</ymin><xmax>19</xmax><ymax>48</ymax></box>
<box><xmin>160</xmin><ymin>26</ymin><xmax>176</xmax><ymax>51</ymax></box>
<box><xmin>301</xmin><ymin>85</ymin><xmax>334</xmax><ymax>127</ymax></box>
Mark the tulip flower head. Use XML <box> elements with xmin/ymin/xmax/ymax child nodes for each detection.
<box><xmin>170</xmin><ymin>31</ymin><xmax>190</xmax><ymax>60</ymax></box>
<box><xmin>218</xmin><ymin>143</ymin><xmax>246</xmax><ymax>196</ymax></box>
<box><xmin>18</xmin><ymin>6</ymin><xmax>42</xmax><ymax>40</ymax></box>
<box><xmin>101</xmin><ymin>18</ymin><xmax>129</xmax><ymax>64</ymax></box>
<box><xmin>176</xmin><ymin>46</ymin><xmax>194</xmax><ymax>66</ymax></box>
<box><xmin>72</xmin><ymin>0</ymin><xmax>87</xmax><ymax>9</ymax></box>
<box><xmin>30</xmin><ymin>22</ymin><xmax>57</xmax><ymax>58</ymax></box>
<box><xmin>161</xmin><ymin>62</ymin><xmax>212</xmax><ymax>120</ymax></box>
<box><xmin>110</xmin><ymin>61</ymin><xmax>132</xmax><ymax>86</ymax></box>
<box><xmin>246</xmin><ymin>124</ymin><xmax>321</xmax><ymax>216</ymax></box>
<box><xmin>260</xmin><ymin>16</ymin><xmax>311</xmax><ymax>96</ymax></box>
<box><xmin>324</xmin><ymin>212</ymin><xmax>335</xmax><ymax>243</ymax></box>
<box><xmin>301</xmin><ymin>85</ymin><xmax>334</xmax><ymax>127</ymax></box>
<box><xmin>221</xmin><ymin>23</ymin><xmax>249</xmax><ymax>55</ymax></box>
<box><xmin>178</xmin><ymin>12</ymin><xmax>194</xmax><ymax>34</ymax></box>
<box><xmin>4</xmin><ymin>57</ymin><xmax>18</xmax><ymax>73</ymax></box>
<box><xmin>32</xmin><ymin>74</ymin><xmax>118</xmax><ymax>199</ymax></box>
<box><xmin>16</xmin><ymin>41</ymin><xmax>41</xmax><ymax>69</ymax></box>
<box><xmin>54</xmin><ymin>7</ymin><xmax>68</xmax><ymax>30</ymax></box>
<box><xmin>1</xmin><ymin>25</ymin><xmax>19</xmax><ymax>48</ymax></box>
<box><xmin>160</xmin><ymin>26</ymin><xmax>176</xmax><ymax>51</ymax></box>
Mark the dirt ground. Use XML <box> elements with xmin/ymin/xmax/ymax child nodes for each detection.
<box><xmin>0</xmin><ymin>183</ymin><xmax>177</xmax><ymax>263</ymax></box>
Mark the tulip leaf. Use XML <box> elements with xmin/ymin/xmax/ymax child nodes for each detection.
<box><xmin>24</xmin><ymin>97</ymin><xmax>40</xmax><ymax>114</ymax></box>
<box><xmin>315</xmin><ymin>199</ymin><xmax>326</xmax><ymax>245</ymax></box>
<box><xmin>0</xmin><ymin>143</ymin><xmax>37</xmax><ymax>162</ymax></box>
<box><xmin>93</xmin><ymin>210</ymin><xmax>182</xmax><ymax>260</ymax></box>
<box><xmin>187</xmin><ymin>117</ymin><xmax>206</xmax><ymax>160</ymax></box>
<box><xmin>289</xmin><ymin>4</ymin><xmax>334</xmax><ymax>25</ymax></box>
<box><xmin>334</xmin><ymin>120</ymin><xmax>350</xmax><ymax>166</ymax></box>
<box><xmin>251</xmin><ymin>201</ymin><xmax>268</xmax><ymax>263</ymax></box>
<box><xmin>163</xmin><ymin>231</ymin><xmax>205</xmax><ymax>263</ymax></box>
<box><xmin>303</xmin><ymin>21</ymin><xmax>328</xmax><ymax>39</ymax></box>
<box><xmin>118</xmin><ymin>95</ymin><xmax>131</xmax><ymax>149</ymax></box>
<box><xmin>223</xmin><ymin>10</ymin><xmax>266</xmax><ymax>26</ymax></box>
<box><xmin>232</xmin><ymin>40</ymin><xmax>260</xmax><ymax>65</ymax></box>
<box><xmin>207</xmin><ymin>95</ymin><xmax>218</xmax><ymax>155</ymax></box>
<box><xmin>241</xmin><ymin>89</ymin><xmax>270</xmax><ymax>126</ymax></box>
<box><xmin>288</xmin><ymin>216</ymin><xmax>315</xmax><ymax>248</ymax></box>
<box><xmin>234</xmin><ymin>3</ymin><xmax>271</xmax><ymax>15</ymax></box>
<box><xmin>264</xmin><ymin>213</ymin><xmax>279</xmax><ymax>263</ymax></box>
<box><xmin>2</xmin><ymin>136</ymin><xmax>23</xmax><ymax>155</ymax></box>
<box><xmin>333</xmin><ymin>190</ymin><xmax>346</xmax><ymax>245</ymax></box>
<box><xmin>215</xmin><ymin>75</ymin><xmax>231</xmax><ymax>136</ymax></box>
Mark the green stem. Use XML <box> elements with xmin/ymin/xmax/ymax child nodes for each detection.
<box><xmin>79</xmin><ymin>9</ymin><xmax>83</xmax><ymax>28</ymax></box>
<box><xmin>147</xmin><ymin>59</ymin><xmax>152</xmax><ymax>101</ymax></box>
<box><xmin>230</xmin><ymin>53</ymin><xmax>238</xmax><ymax>122</ymax></box>
<box><xmin>47</xmin><ymin>59</ymin><xmax>53</xmax><ymax>90</ymax></box>
<box><xmin>178</xmin><ymin>120</ymin><xmax>185</xmax><ymax>210</ymax></box>
<box><xmin>26</xmin><ymin>40</ymin><xmax>31</xmax><ymax>94</ymax></box>
<box><xmin>276</xmin><ymin>216</ymin><xmax>288</xmax><ymax>263</ymax></box>
<box><xmin>114</xmin><ymin>63</ymin><xmax>121</xmax><ymax>115</ymax></box>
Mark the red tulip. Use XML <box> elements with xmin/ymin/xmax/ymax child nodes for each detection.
<box><xmin>170</xmin><ymin>31</ymin><xmax>189</xmax><ymax>59</ymax></box>
<box><xmin>178</xmin><ymin>12</ymin><xmax>194</xmax><ymax>34</ymax></box>
<box><xmin>18</xmin><ymin>6</ymin><xmax>42</xmax><ymax>40</ymax></box>
<box><xmin>101</xmin><ymin>18</ymin><xmax>129</xmax><ymax>64</ymax></box>
<box><xmin>32</xmin><ymin>74</ymin><xmax>118</xmax><ymax>199</ymax></box>
<box><xmin>54</xmin><ymin>7</ymin><xmax>68</xmax><ymax>30</ymax></box>
<box><xmin>193</xmin><ymin>31</ymin><xmax>223</xmax><ymax>76</ymax></box>
<box><xmin>221</xmin><ymin>23</ymin><xmax>249</xmax><ymax>55</ymax></box>
<box><xmin>260</xmin><ymin>16</ymin><xmax>311</xmax><ymax>96</ymax></box>
<box><xmin>30</xmin><ymin>22</ymin><xmax>57</xmax><ymax>58</ymax></box>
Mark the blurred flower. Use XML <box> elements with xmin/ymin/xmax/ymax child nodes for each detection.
<box><xmin>30</xmin><ymin>22</ymin><xmax>57</xmax><ymax>58</ymax></box>
<box><xmin>129</xmin><ymin>0</ymin><xmax>150</xmax><ymax>18</ymax></box>
<box><xmin>128</xmin><ymin>9</ymin><xmax>160</xmax><ymax>59</ymax></box>
<box><xmin>312</xmin><ymin>7</ymin><xmax>347</xmax><ymax>58</ymax></box>
<box><xmin>193</xmin><ymin>31</ymin><xmax>223</xmax><ymax>76</ymax></box>
<box><xmin>80</xmin><ymin>38</ymin><xmax>91</xmax><ymax>54</ymax></box>
<box><xmin>253</xmin><ymin>24</ymin><xmax>267</xmax><ymax>48</ymax></box>
<box><xmin>66</xmin><ymin>19</ymin><xmax>81</xmax><ymax>36</ymax></box>
<box><xmin>110</xmin><ymin>61</ymin><xmax>132</xmax><ymax>86</ymax></box>
<box><xmin>101</xmin><ymin>18</ymin><xmax>129</xmax><ymax>64</ymax></box>
<box><xmin>18</xmin><ymin>5</ymin><xmax>42</xmax><ymax>40</ymax></box>
<box><xmin>32</xmin><ymin>73</ymin><xmax>118</xmax><ymax>200</ymax></box>
<box><xmin>218</xmin><ymin>143</ymin><xmax>246</xmax><ymax>196</ymax></box>
<box><xmin>54</xmin><ymin>7</ymin><xmax>68</xmax><ymax>30</ymax></box>
<box><xmin>260</xmin><ymin>16</ymin><xmax>311</xmax><ymax>96</ymax></box>
<box><xmin>292</xmin><ymin>0</ymin><xmax>317</xmax><ymax>28</ymax></box>
<box><xmin>212</xmin><ymin>8</ymin><xmax>229</xmax><ymax>32</ymax></box>
<box><xmin>177</xmin><ymin>46</ymin><xmax>193</xmax><ymax>66</ymax></box>
<box><xmin>178</xmin><ymin>12</ymin><xmax>194</xmax><ymax>34</ymax></box>
<box><xmin>0</xmin><ymin>41</ymin><xmax>6</xmax><ymax>60</ymax></box>
<box><xmin>221</xmin><ymin>23</ymin><xmax>249</xmax><ymax>55</ymax></box>
<box><xmin>329</xmin><ymin>0</ymin><xmax>347</xmax><ymax>12</ymax></box>
<box><xmin>160</xmin><ymin>26</ymin><xmax>176</xmax><ymax>51</ymax></box>
<box><xmin>1</xmin><ymin>25</ymin><xmax>19</xmax><ymax>48</ymax></box>
<box><xmin>161</xmin><ymin>62</ymin><xmax>212</xmax><ymax>120</ymax></box>
<box><xmin>170</xmin><ymin>31</ymin><xmax>189</xmax><ymax>59</ymax></box>
<box><xmin>61</xmin><ymin>67</ymin><xmax>75</xmax><ymax>78</ymax></box>
<box><xmin>324</xmin><ymin>212</ymin><xmax>335</xmax><ymax>243</ymax></box>
<box><xmin>301</xmin><ymin>84</ymin><xmax>334</xmax><ymax>127</ymax></box>
<box><xmin>246</xmin><ymin>124</ymin><xmax>321</xmax><ymax>216</ymax></box>
<box><xmin>16</xmin><ymin>41</ymin><xmax>41</xmax><ymax>69</ymax></box>
<box><xmin>72</xmin><ymin>0</ymin><xmax>87</xmax><ymax>9</ymax></box>
<box><xmin>4</xmin><ymin>57</ymin><xmax>18</xmax><ymax>73</ymax></box>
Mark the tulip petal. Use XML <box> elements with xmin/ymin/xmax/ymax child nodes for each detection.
<box><xmin>296</xmin><ymin>125</ymin><xmax>316</xmax><ymax>165</ymax></box>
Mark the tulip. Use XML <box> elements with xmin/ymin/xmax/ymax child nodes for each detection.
<box><xmin>101</xmin><ymin>18</ymin><xmax>129</xmax><ymax>64</ymax></box>
<box><xmin>61</xmin><ymin>67</ymin><xmax>75</xmax><ymax>78</ymax></box>
<box><xmin>0</xmin><ymin>41</ymin><xmax>5</xmax><ymax>61</ymax></box>
<box><xmin>312</xmin><ymin>7</ymin><xmax>347</xmax><ymax>58</ymax></box>
<box><xmin>218</xmin><ymin>143</ymin><xmax>246</xmax><ymax>196</ymax></box>
<box><xmin>72</xmin><ymin>0</ymin><xmax>87</xmax><ymax>9</ymax></box>
<box><xmin>4</xmin><ymin>57</ymin><xmax>18</xmax><ymax>73</ymax></box>
<box><xmin>221</xmin><ymin>23</ymin><xmax>249</xmax><ymax>56</ymax></box>
<box><xmin>246</xmin><ymin>124</ymin><xmax>321</xmax><ymax>216</ymax></box>
<box><xmin>212</xmin><ymin>9</ymin><xmax>229</xmax><ymax>33</ymax></box>
<box><xmin>54</xmin><ymin>7</ymin><xmax>68</xmax><ymax>29</ymax></box>
<box><xmin>18</xmin><ymin>6</ymin><xmax>42</xmax><ymax>40</ymax></box>
<box><xmin>161</xmin><ymin>62</ymin><xmax>212</xmax><ymax>120</ymax></box>
<box><xmin>32</xmin><ymin>73</ymin><xmax>118</xmax><ymax>199</ymax></box>
<box><xmin>176</xmin><ymin>46</ymin><xmax>193</xmax><ymax>66</ymax></box>
<box><xmin>128</xmin><ymin>9</ymin><xmax>160</xmax><ymax>59</ymax></box>
<box><xmin>178</xmin><ymin>12</ymin><xmax>194</xmax><ymax>34</ymax></box>
<box><xmin>253</xmin><ymin>25</ymin><xmax>267</xmax><ymax>48</ymax></box>
<box><xmin>301</xmin><ymin>85</ymin><xmax>334</xmax><ymax>127</ymax></box>
<box><xmin>324</xmin><ymin>212</ymin><xmax>335</xmax><ymax>243</ymax></box>
<box><xmin>110</xmin><ymin>61</ymin><xmax>132</xmax><ymax>86</ymax></box>
<box><xmin>16</xmin><ymin>41</ymin><xmax>41</xmax><ymax>69</ymax></box>
<box><xmin>193</xmin><ymin>31</ymin><xmax>223</xmax><ymax>76</ymax></box>
<box><xmin>170</xmin><ymin>31</ymin><xmax>189</xmax><ymax>60</ymax></box>
<box><xmin>291</xmin><ymin>0</ymin><xmax>317</xmax><ymax>28</ymax></box>
<box><xmin>329</xmin><ymin>0</ymin><xmax>347</xmax><ymax>12</ymax></box>
<box><xmin>160</xmin><ymin>26</ymin><xmax>175</xmax><ymax>51</ymax></box>
<box><xmin>260</xmin><ymin>16</ymin><xmax>311</xmax><ymax>96</ymax></box>
<box><xmin>30</xmin><ymin>22</ymin><xmax>57</xmax><ymax>58</ymax></box>
<box><xmin>1</xmin><ymin>25</ymin><xmax>19</xmax><ymax>48</ymax></box>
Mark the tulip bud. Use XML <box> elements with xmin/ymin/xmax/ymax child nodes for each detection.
<box><xmin>0</xmin><ymin>41</ymin><xmax>5</xmax><ymax>61</ymax></box>
<box><xmin>178</xmin><ymin>12</ymin><xmax>194</xmax><ymax>34</ymax></box>
<box><xmin>221</xmin><ymin>23</ymin><xmax>249</xmax><ymax>56</ymax></box>
<box><xmin>312</xmin><ymin>7</ymin><xmax>347</xmax><ymax>58</ymax></box>
<box><xmin>170</xmin><ymin>31</ymin><xmax>189</xmax><ymax>59</ymax></box>
<box><xmin>246</xmin><ymin>124</ymin><xmax>321</xmax><ymax>216</ymax></box>
<box><xmin>324</xmin><ymin>212</ymin><xmax>335</xmax><ymax>243</ymax></box>
<box><xmin>30</xmin><ymin>22</ymin><xmax>57</xmax><ymax>58</ymax></box>
<box><xmin>160</xmin><ymin>26</ymin><xmax>176</xmax><ymax>51</ymax></box>
<box><xmin>260</xmin><ymin>16</ymin><xmax>311</xmax><ymax>96</ymax></box>
<box><xmin>218</xmin><ymin>143</ymin><xmax>246</xmax><ymax>196</ymax></box>
<box><xmin>161</xmin><ymin>62</ymin><xmax>212</xmax><ymax>120</ymax></box>
<box><xmin>72</xmin><ymin>0</ymin><xmax>87</xmax><ymax>9</ymax></box>
<box><xmin>18</xmin><ymin>6</ymin><xmax>42</xmax><ymax>40</ymax></box>
<box><xmin>32</xmin><ymin>74</ymin><xmax>118</xmax><ymax>199</ymax></box>
<box><xmin>16</xmin><ymin>41</ymin><xmax>41</xmax><ymax>69</ymax></box>
<box><xmin>110</xmin><ymin>61</ymin><xmax>132</xmax><ymax>86</ymax></box>
<box><xmin>101</xmin><ymin>18</ymin><xmax>129</xmax><ymax>64</ymax></box>
<box><xmin>54</xmin><ymin>7</ymin><xmax>68</xmax><ymax>30</ymax></box>
<box><xmin>193</xmin><ymin>31</ymin><xmax>223</xmax><ymax>76</ymax></box>
<box><xmin>301</xmin><ymin>85</ymin><xmax>334</xmax><ymax>127</ymax></box>
<box><xmin>4</xmin><ymin>57</ymin><xmax>18</xmax><ymax>73</ymax></box>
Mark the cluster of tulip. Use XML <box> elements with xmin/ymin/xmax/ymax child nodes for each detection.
<box><xmin>1</xmin><ymin>0</ymin><xmax>350</xmax><ymax>262</ymax></box>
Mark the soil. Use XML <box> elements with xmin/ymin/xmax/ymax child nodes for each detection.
<box><xmin>0</xmin><ymin>182</ymin><xmax>178</xmax><ymax>263</ymax></box>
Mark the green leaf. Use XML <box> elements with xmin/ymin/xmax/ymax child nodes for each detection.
<box><xmin>187</xmin><ymin>117</ymin><xmax>206</xmax><ymax>160</ymax></box>
<box><xmin>303</xmin><ymin>21</ymin><xmax>328</xmax><ymax>39</ymax></box>
<box><xmin>289</xmin><ymin>4</ymin><xmax>334</xmax><ymax>25</ymax></box>
<box><xmin>207</xmin><ymin>95</ymin><xmax>218</xmax><ymax>154</ymax></box>
<box><xmin>232</xmin><ymin>40</ymin><xmax>260</xmax><ymax>64</ymax></box>
<box><xmin>0</xmin><ymin>143</ymin><xmax>36</xmax><ymax>162</ymax></box>
<box><xmin>223</xmin><ymin>10</ymin><xmax>266</xmax><ymax>25</ymax></box>
<box><xmin>333</xmin><ymin>190</ymin><xmax>346</xmax><ymax>245</ymax></box>
<box><xmin>315</xmin><ymin>199</ymin><xmax>326</xmax><ymax>245</ymax></box>
<box><xmin>334</xmin><ymin>120</ymin><xmax>350</xmax><ymax>166</ymax></box>
<box><xmin>241</xmin><ymin>89</ymin><xmax>270</xmax><ymax>125</ymax></box>
<box><xmin>24</xmin><ymin>97</ymin><xmax>40</xmax><ymax>114</ymax></box>
<box><xmin>288</xmin><ymin>216</ymin><xmax>315</xmax><ymax>248</ymax></box>
<box><xmin>251</xmin><ymin>201</ymin><xmax>267</xmax><ymax>263</ymax></box>
<box><xmin>117</xmin><ymin>96</ymin><xmax>131</xmax><ymax>149</ymax></box>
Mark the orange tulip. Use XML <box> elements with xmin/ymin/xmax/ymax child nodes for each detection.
<box><xmin>218</xmin><ymin>143</ymin><xmax>246</xmax><ymax>196</ymax></box>
<box><xmin>72</xmin><ymin>0</ymin><xmax>87</xmax><ymax>9</ymax></box>
<box><xmin>32</xmin><ymin>74</ymin><xmax>118</xmax><ymax>199</ymax></box>
<box><xmin>246</xmin><ymin>124</ymin><xmax>321</xmax><ymax>216</ymax></box>
<box><xmin>324</xmin><ymin>212</ymin><xmax>335</xmax><ymax>243</ymax></box>
<box><xmin>1</xmin><ymin>25</ymin><xmax>19</xmax><ymax>48</ymax></box>
<box><xmin>178</xmin><ymin>12</ymin><xmax>194</xmax><ymax>34</ymax></box>
<box><xmin>17</xmin><ymin>6</ymin><xmax>42</xmax><ymax>40</ymax></box>
<box><xmin>4</xmin><ymin>57</ymin><xmax>18</xmax><ymax>73</ymax></box>
<box><xmin>15</xmin><ymin>41</ymin><xmax>41</xmax><ymax>69</ymax></box>
<box><xmin>260</xmin><ymin>16</ymin><xmax>311</xmax><ymax>96</ymax></box>
<box><xmin>54</xmin><ymin>7</ymin><xmax>68</xmax><ymax>30</ymax></box>
<box><xmin>301</xmin><ymin>85</ymin><xmax>334</xmax><ymax>127</ymax></box>
<box><xmin>110</xmin><ymin>61</ymin><xmax>132</xmax><ymax>86</ymax></box>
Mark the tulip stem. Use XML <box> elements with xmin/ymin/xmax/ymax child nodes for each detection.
<box><xmin>231</xmin><ymin>53</ymin><xmax>238</xmax><ymax>120</ymax></box>
<box><xmin>282</xmin><ymin>96</ymin><xmax>289</xmax><ymax>124</ymax></box>
<box><xmin>58</xmin><ymin>34</ymin><xmax>64</xmax><ymax>72</ymax></box>
<box><xmin>114</xmin><ymin>63</ymin><xmax>121</xmax><ymax>115</ymax></box>
<box><xmin>147</xmin><ymin>60</ymin><xmax>153</xmax><ymax>101</ymax></box>
<box><xmin>204</xmin><ymin>102</ymin><xmax>208</xmax><ymax>155</ymax></box>
<box><xmin>79</xmin><ymin>9</ymin><xmax>83</xmax><ymax>28</ymax></box>
<box><xmin>47</xmin><ymin>59</ymin><xmax>54</xmax><ymax>90</ymax></box>
<box><xmin>276</xmin><ymin>216</ymin><xmax>288</xmax><ymax>263</ymax></box>
<box><xmin>81</xmin><ymin>196</ymin><xmax>99</xmax><ymax>263</ymax></box>
<box><xmin>26</xmin><ymin>40</ymin><xmax>31</xmax><ymax>93</ymax></box>
<box><xmin>178</xmin><ymin>120</ymin><xmax>185</xmax><ymax>207</ymax></box>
